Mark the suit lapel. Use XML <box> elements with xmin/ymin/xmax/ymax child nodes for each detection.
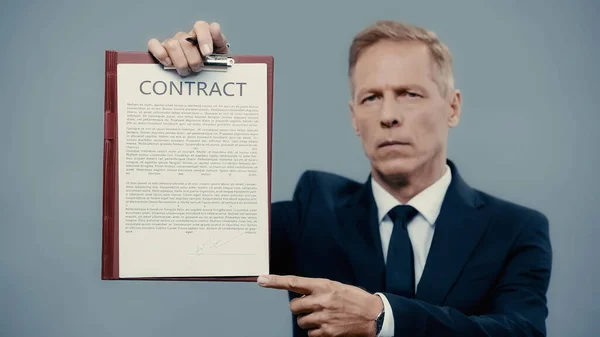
<box><xmin>335</xmin><ymin>177</ymin><xmax>387</xmax><ymax>293</ymax></box>
<box><xmin>415</xmin><ymin>161</ymin><xmax>489</xmax><ymax>305</ymax></box>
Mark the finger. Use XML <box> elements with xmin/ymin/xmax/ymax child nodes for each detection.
<box><xmin>257</xmin><ymin>275</ymin><xmax>326</xmax><ymax>295</ymax></box>
<box><xmin>147</xmin><ymin>38</ymin><xmax>172</xmax><ymax>66</ymax></box>
<box><xmin>209</xmin><ymin>22</ymin><xmax>229</xmax><ymax>54</ymax></box>
<box><xmin>191</xmin><ymin>20</ymin><xmax>213</xmax><ymax>56</ymax></box>
<box><xmin>307</xmin><ymin>327</ymin><xmax>327</xmax><ymax>337</ymax></box>
<box><xmin>174</xmin><ymin>32</ymin><xmax>203</xmax><ymax>72</ymax></box>
<box><xmin>297</xmin><ymin>312</ymin><xmax>325</xmax><ymax>330</ymax></box>
<box><xmin>162</xmin><ymin>36</ymin><xmax>190</xmax><ymax>76</ymax></box>
<box><xmin>290</xmin><ymin>295</ymin><xmax>323</xmax><ymax>315</ymax></box>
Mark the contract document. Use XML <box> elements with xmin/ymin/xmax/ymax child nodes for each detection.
<box><xmin>101</xmin><ymin>51</ymin><xmax>273</xmax><ymax>280</ymax></box>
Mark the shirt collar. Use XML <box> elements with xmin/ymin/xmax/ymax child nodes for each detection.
<box><xmin>371</xmin><ymin>165</ymin><xmax>452</xmax><ymax>226</ymax></box>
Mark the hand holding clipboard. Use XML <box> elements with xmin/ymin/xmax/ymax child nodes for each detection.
<box><xmin>147</xmin><ymin>21</ymin><xmax>232</xmax><ymax>76</ymax></box>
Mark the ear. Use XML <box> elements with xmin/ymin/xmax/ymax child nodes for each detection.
<box><xmin>349</xmin><ymin>99</ymin><xmax>360</xmax><ymax>135</ymax></box>
<box><xmin>447</xmin><ymin>89</ymin><xmax>462</xmax><ymax>128</ymax></box>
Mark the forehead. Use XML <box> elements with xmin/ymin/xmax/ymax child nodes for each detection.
<box><xmin>352</xmin><ymin>40</ymin><xmax>437</xmax><ymax>92</ymax></box>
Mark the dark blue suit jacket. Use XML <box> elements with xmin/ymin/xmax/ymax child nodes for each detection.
<box><xmin>270</xmin><ymin>160</ymin><xmax>552</xmax><ymax>337</ymax></box>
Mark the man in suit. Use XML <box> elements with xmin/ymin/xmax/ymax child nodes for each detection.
<box><xmin>148</xmin><ymin>20</ymin><xmax>552</xmax><ymax>337</ymax></box>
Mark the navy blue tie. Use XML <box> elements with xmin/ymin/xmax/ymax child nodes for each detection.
<box><xmin>385</xmin><ymin>205</ymin><xmax>418</xmax><ymax>297</ymax></box>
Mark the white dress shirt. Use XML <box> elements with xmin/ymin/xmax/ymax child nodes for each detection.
<box><xmin>371</xmin><ymin>165</ymin><xmax>452</xmax><ymax>337</ymax></box>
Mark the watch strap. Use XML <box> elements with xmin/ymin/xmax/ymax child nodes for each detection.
<box><xmin>375</xmin><ymin>306</ymin><xmax>385</xmax><ymax>335</ymax></box>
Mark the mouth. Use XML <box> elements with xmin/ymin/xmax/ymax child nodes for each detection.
<box><xmin>378</xmin><ymin>140</ymin><xmax>410</xmax><ymax>148</ymax></box>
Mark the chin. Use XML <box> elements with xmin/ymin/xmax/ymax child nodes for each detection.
<box><xmin>372</xmin><ymin>157</ymin><xmax>417</xmax><ymax>180</ymax></box>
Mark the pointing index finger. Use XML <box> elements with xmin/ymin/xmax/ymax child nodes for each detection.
<box><xmin>257</xmin><ymin>275</ymin><xmax>326</xmax><ymax>295</ymax></box>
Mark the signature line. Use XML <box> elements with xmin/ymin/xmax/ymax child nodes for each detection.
<box><xmin>188</xmin><ymin>232</ymin><xmax>249</xmax><ymax>255</ymax></box>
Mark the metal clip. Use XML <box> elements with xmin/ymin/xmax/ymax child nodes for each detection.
<box><xmin>163</xmin><ymin>54</ymin><xmax>234</xmax><ymax>72</ymax></box>
<box><xmin>202</xmin><ymin>54</ymin><xmax>235</xmax><ymax>71</ymax></box>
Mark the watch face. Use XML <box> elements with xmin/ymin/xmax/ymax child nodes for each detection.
<box><xmin>376</xmin><ymin>310</ymin><xmax>384</xmax><ymax>333</ymax></box>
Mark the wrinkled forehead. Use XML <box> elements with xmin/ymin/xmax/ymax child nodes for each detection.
<box><xmin>349</xmin><ymin>41</ymin><xmax>440</xmax><ymax>94</ymax></box>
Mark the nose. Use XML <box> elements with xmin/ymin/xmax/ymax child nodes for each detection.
<box><xmin>379</xmin><ymin>97</ymin><xmax>402</xmax><ymax>128</ymax></box>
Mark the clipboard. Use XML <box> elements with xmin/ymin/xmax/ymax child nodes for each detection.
<box><xmin>102</xmin><ymin>50</ymin><xmax>274</xmax><ymax>281</ymax></box>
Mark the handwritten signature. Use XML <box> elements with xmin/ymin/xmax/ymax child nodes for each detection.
<box><xmin>189</xmin><ymin>232</ymin><xmax>247</xmax><ymax>255</ymax></box>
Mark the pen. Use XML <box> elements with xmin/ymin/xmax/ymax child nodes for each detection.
<box><xmin>185</xmin><ymin>37</ymin><xmax>199</xmax><ymax>45</ymax></box>
<box><xmin>185</xmin><ymin>37</ymin><xmax>230</xmax><ymax>50</ymax></box>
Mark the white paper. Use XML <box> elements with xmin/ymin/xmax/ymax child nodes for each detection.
<box><xmin>116</xmin><ymin>62</ymin><xmax>269</xmax><ymax>278</ymax></box>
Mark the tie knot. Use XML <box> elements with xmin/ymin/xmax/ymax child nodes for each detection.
<box><xmin>388</xmin><ymin>205</ymin><xmax>418</xmax><ymax>227</ymax></box>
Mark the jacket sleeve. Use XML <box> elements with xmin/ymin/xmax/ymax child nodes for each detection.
<box><xmin>383</xmin><ymin>211</ymin><xmax>552</xmax><ymax>337</ymax></box>
<box><xmin>269</xmin><ymin>171</ymin><xmax>313</xmax><ymax>276</ymax></box>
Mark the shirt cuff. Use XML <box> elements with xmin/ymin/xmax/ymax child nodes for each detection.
<box><xmin>374</xmin><ymin>293</ymin><xmax>394</xmax><ymax>337</ymax></box>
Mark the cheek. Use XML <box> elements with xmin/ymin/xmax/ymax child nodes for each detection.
<box><xmin>412</xmin><ymin>113</ymin><xmax>445</xmax><ymax>146</ymax></box>
<box><xmin>356</xmin><ymin>117</ymin><xmax>376</xmax><ymax>142</ymax></box>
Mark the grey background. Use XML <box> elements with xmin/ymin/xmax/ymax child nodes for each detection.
<box><xmin>1</xmin><ymin>0</ymin><xmax>598</xmax><ymax>336</ymax></box>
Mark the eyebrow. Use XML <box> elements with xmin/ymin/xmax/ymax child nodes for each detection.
<box><xmin>356</xmin><ymin>84</ymin><xmax>429</xmax><ymax>97</ymax></box>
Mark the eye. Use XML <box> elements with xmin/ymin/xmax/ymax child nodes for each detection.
<box><xmin>361</xmin><ymin>94</ymin><xmax>378</xmax><ymax>104</ymax></box>
<box><xmin>401</xmin><ymin>91</ymin><xmax>421</xmax><ymax>98</ymax></box>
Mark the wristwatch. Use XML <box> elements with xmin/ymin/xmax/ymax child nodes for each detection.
<box><xmin>375</xmin><ymin>306</ymin><xmax>385</xmax><ymax>336</ymax></box>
